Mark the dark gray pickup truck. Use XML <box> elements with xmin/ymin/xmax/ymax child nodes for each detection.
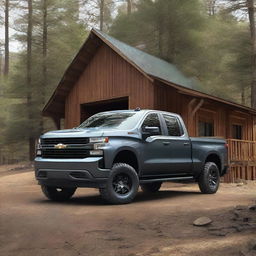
<box><xmin>35</xmin><ymin>109</ymin><xmax>228</xmax><ymax>204</ymax></box>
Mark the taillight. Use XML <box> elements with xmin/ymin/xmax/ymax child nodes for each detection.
<box><xmin>225</xmin><ymin>143</ymin><xmax>228</xmax><ymax>149</ymax></box>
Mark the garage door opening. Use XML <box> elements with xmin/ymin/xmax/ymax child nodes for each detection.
<box><xmin>80</xmin><ymin>97</ymin><xmax>129</xmax><ymax>123</ymax></box>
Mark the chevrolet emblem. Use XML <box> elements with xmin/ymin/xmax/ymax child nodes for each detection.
<box><xmin>54</xmin><ymin>143</ymin><xmax>67</xmax><ymax>149</ymax></box>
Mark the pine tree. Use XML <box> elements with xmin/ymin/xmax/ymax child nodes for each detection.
<box><xmin>4</xmin><ymin>0</ymin><xmax>9</xmax><ymax>76</ymax></box>
<box><xmin>3</xmin><ymin>0</ymin><xmax>88</xmax><ymax>161</ymax></box>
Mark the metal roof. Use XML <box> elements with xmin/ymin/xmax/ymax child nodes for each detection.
<box><xmin>95</xmin><ymin>29</ymin><xmax>200</xmax><ymax>90</ymax></box>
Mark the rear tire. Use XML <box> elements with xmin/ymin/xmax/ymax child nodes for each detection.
<box><xmin>198</xmin><ymin>162</ymin><xmax>220</xmax><ymax>194</ymax></box>
<box><xmin>99</xmin><ymin>163</ymin><xmax>139</xmax><ymax>204</ymax></box>
<box><xmin>41</xmin><ymin>185</ymin><xmax>76</xmax><ymax>201</ymax></box>
<box><xmin>141</xmin><ymin>182</ymin><xmax>162</xmax><ymax>193</ymax></box>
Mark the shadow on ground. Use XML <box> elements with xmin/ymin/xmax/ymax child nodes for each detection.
<box><xmin>32</xmin><ymin>190</ymin><xmax>202</xmax><ymax>206</ymax></box>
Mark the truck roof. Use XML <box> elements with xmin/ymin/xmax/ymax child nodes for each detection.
<box><xmin>99</xmin><ymin>109</ymin><xmax>180</xmax><ymax>117</ymax></box>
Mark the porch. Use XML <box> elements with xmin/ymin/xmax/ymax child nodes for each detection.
<box><xmin>224</xmin><ymin>139</ymin><xmax>256</xmax><ymax>182</ymax></box>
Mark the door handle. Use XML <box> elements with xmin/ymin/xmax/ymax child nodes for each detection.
<box><xmin>183</xmin><ymin>142</ymin><xmax>190</xmax><ymax>146</ymax></box>
<box><xmin>163</xmin><ymin>142</ymin><xmax>170</xmax><ymax>146</ymax></box>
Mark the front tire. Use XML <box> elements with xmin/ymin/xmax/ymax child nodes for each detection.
<box><xmin>141</xmin><ymin>182</ymin><xmax>162</xmax><ymax>193</ymax></box>
<box><xmin>41</xmin><ymin>185</ymin><xmax>76</xmax><ymax>201</ymax></box>
<box><xmin>99</xmin><ymin>163</ymin><xmax>139</xmax><ymax>204</ymax></box>
<box><xmin>198</xmin><ymin>162</ymin><xmax>220</xmax><ymax>194</ymax></box>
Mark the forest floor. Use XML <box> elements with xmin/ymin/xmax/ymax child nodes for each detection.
<box><xmin>0</xmin><ymin>163</ymin><xmax>255</xmax><ymax>256</ymax></box>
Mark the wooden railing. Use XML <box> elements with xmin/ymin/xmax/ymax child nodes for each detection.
<box><xmin>224</xmin><ymin>139</ymin><xmax>256</xmax><ymax>182</ymax></box>
<box><xmin>227</xmin><ymin>139</ymin><xmax>256</xmax><ymax>163</ymax></box>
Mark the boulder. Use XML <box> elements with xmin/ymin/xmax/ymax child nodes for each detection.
<box><xmin>193</xmin><ymin>217</ymin><xmax>212</xmax><ymax>226</ymax></box>
<box><xmin>249</xmin><ymin>205</ymin><xmax>256</xmax><ymax>211</ymax></box>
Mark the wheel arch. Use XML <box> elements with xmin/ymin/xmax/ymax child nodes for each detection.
<box><xmin>112</xmin><ymin>148</ymin><xmax>140</xmax><ymax>175</ymax></box>
<box><xmin>205</xmin><ymin>152</ymin><xmax>222</xmax><ymax>174</ymax></box>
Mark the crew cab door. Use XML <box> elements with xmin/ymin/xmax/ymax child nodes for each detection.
<box><xmin>159</xmin><ymin>114</ymin><xmax>192</xmax><ymax>174</ymax></box>
<box><xmin>140</xmin><ymin>112</ymin><xmax>176</xmax><ymax>177</ymax></box>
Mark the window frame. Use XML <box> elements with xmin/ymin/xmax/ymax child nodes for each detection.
<box><xmin>140</xmin><ymin>112</ymin><xmax>164</xmax><ymax>136</ymax></box>
<box><xmin>161</xmin><ymin>114</ymin><xmax>184</xmax><ymax>137</ymax></box>
<box><xmin>231</xmin><ymin>124</ymin><xmax>243</xmax><ymax>140</ymax></box>
<box><xmin>198</xmin><ymin>120</ymin><xmax>214</xmax><ymax>137</ymax></box>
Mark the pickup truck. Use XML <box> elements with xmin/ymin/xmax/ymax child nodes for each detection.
<box><xmin>35</xmin><ymin>109</ymin><xmax>228</xmax><ymax>204</ymax></box>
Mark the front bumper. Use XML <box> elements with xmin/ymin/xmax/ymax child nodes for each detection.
<box><xmin>34</xmin><ymin>157</ymin><xmax>111</xmax><ymax>188</ymax></box>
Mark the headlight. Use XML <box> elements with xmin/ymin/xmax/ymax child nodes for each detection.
<box><xmin>36</xmin><ymin>138</ymin><xmax>42</xmax><ymax>156</ymax></box>
<box><xmin>37</xmin><ymin>138</ymin><xmax>41</xmax><ymax>149</ymax></box>
<box><xmin>89</xmin><ymin>137</ymin><xmax>109</xmax><ymax>143</ymax></box>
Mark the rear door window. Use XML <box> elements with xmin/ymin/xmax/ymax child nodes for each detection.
<box><xmin>163</xmin><ymin>114</ymin><xmax>182</xmax><ymax>136</ymax></box>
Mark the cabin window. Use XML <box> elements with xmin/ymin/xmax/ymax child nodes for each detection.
<box><xmin>163</xmin><ymin>114</ymin><xmax>182</xmax><ymax>136</ymax></box>
<box><xmin>198</xmin><ymin>121</ymin><xmax>214</xmax><ymax>136</ymax></box>
<box><xmin>232</xmin><ymin>124</ymin><xmax>242</xmax><ymax>139</ymax></box>
<box><xmin>142</xmin><ymin>113</ymin><xmax>162</xmax><ymax>135</ymax></box>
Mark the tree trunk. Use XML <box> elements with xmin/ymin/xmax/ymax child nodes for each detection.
<box><xmin>207</xmin><ymin>0</ymin><xmax>216</xmax><ymax>16</ymax></box>
<box><xmin>241</xmin><ymin>87</ymin><xmax>245</xmax><ymax>105</ymax></box>
<box><xmin>247</xmin><ymin>0</ymin><xmax>256</xmax><ymax>109</ymax></box>
<box><xmin>99</xmin><ymin>0</ymin><xmax>104</xmax><ymax>31</ymax></box>
<box><xmin>0</xmin><ymin>52</ymin><xmax>3</xmax><ymax>76</ymax></box>
<box><xmin>158</xmin><ymin>18</ymin><xmax>164</xmax><ymax>58</ymax></box>
<box><xmin>40</xmin><ymin>0</ymin><xmax>48</xmax><ymax>134</ymax></box>
<box><xmin>127</xmin><ymin>0</ymin><xmax>132</xmax><ymax>15</ymax></box>
<box><xmin>74</xmin><ymin>0</ymin><xmax>80</xmax><ymax>19</ymax></box>
<box><xmin>4</xmin><ymin>0</ymin><xmax>9</xmax><ymax>76</ymax></box>
<box><xmin>27</xmin><ymin>0</ymin><xmax>34</xmax><ymax>161</ymax></box>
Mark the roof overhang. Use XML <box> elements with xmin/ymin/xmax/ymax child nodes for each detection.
<box><xmin>153</xmin><ymin>76</ymin><xmax>256</xmax><ymax>115</ymax></box>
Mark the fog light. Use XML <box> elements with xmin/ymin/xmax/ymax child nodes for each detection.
<box><xmin>93</xmin><ymin>143</ymin><xmax>106</xmax><ymax>150</ymax></box>
<box><xmin>89</xmin><ymin>150</ymin><xmax>103</xmax><ymax>156</ymax></box>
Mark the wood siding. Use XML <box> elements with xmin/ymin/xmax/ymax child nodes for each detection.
<box><xmin>65</xmin><ymin>44</ymin><xmax>154</xmax><ymax>128</ymax></box>
<box><xmin>153</xmin><ymin>82</ymin><xmax>255</xmax><ymax>140</ymax></box>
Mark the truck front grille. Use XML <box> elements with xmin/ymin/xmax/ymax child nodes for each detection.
<box><xmin>41</xmin><ymin>137</ymin><xmax>89</xmax><ymax>145</ymax></box>
<box><xmin>41</xmin><ymin>137</ymin><xmax>91</xmax><ymax>159</ymax></box>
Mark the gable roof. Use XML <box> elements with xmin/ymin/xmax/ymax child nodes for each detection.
<box><xmin>43</xmin><ymin>28</ymin><xmax>256</xmax><ymax>117</ymax></box>
<box><xmin>95</xmin><ymin>29</ymin><xmax>199</xmax><ymax>90</ymax></box>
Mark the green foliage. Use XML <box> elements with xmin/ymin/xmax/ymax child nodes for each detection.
<box><xmin>110</xmin><ymin>0</ymin><xmax>251</xmax><ymax>103</ymax></box>
<box><xmin>1</xmin><ymin>0</ymin><xmax>88</xmax><ymax>162</ymax></box>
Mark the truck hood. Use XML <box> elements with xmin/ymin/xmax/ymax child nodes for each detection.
<box><xmin>41</xmin><ymin>128</ymin><xmax>139</xmax><ymax>138</ymax></box>
<box><xmin>42</xmin><ymin>128</ymin><xmax>104</xmax><ymax>138</ymax></box>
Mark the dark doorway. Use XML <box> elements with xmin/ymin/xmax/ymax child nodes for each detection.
<box><xmin>80</xmin><ymin>97</ymin><xmax>129</xmax><ymax>123</ymax></box>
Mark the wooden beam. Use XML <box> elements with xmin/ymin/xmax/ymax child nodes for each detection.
<box><xmin>53</xmin><ymin>116</ymin><xmax>61</xmax><ymax>129</ymax></box>
<box><xmin>154</xmin><ymin>76</ymin><xmax>256</xmax><ymax>115</ymax></box>
<box><xmin>230</xmin><ymin>161</ymin><xmax>256</xmax><ymax>167</ymax></box>
<box><xmin>192</xmin><ymin>99</ymin><xmax>204</xmax><ymax>117</ymax></box>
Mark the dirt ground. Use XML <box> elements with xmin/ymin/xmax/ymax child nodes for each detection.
<box><xmin>0</xmin><ymin>164</ymin><xmax>255</xmax><ymax>256</ymax></box>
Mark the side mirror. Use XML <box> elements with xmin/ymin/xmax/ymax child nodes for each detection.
<box><xmin>142</xmin><ymin>126</ymin><xmax>160</xmax><ymax>139</ymax></box>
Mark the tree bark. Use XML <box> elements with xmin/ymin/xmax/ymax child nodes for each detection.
<box><xmin>158</xmin><ymin>17</ymin><xmax>164</xmax><ymax>58</ymax></box>
<box><xmin>247</xmin><ymin>0</ymin><xmax>256</xmax><ymax>108</ymax></box>
<box><xmin>40</xmin><ymin>0</ymin><xmax>48</xmax><ymax>134</ymax></box>
<box><xmin>241</xmin><ymin>87</ymin><xmax>245</xmax><ymax>105</ymax></box>
<box><xmin>27</xmin><ymin>0</ymin><xmax>34</xmax><ymax>161</ymax></box>
<box><xmin>4</xmin><ymin>0</ymin><xmax>9</xmax><ymax>76</ymax></box>
<box><xmin>99</xmin><ymin>0</ymin><xmax>104</xmax><ymax>31</ymax></box>
<box><xmin>127</xmin><ymin>0</ymin><xmax>132</xmax><ymax>15</ymax></box>
<box><xmin>207</xmin><ymin>0</ymin><xmax>216</xmax><ymax>16</ymax></box>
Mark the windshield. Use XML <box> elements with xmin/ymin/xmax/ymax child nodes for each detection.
<box><xmin>78</xmin><ymin>112</ymin><xmax>142</xmax><ymax>130</ymax></box>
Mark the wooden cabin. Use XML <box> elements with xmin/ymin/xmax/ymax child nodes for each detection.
<box><xmin>43</xmin><ymin>29</ymin><xmax>256</xmax><ymax>182</ymax></box>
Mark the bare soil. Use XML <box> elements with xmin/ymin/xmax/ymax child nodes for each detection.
<box><xmin>0</xmin><ymin>164</ymin><xmax>255</xmax><ymax>256</ymax></box>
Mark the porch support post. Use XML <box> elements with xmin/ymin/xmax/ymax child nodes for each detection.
<box><xmin>188</xmin><ymin>98</ymin><xmax>204</xmax><ymax>136</ymax></box>
<box><xmin>52</xmin><ymin>116</ymin><xmax>61</xmax><ymax>130</ymax></box>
